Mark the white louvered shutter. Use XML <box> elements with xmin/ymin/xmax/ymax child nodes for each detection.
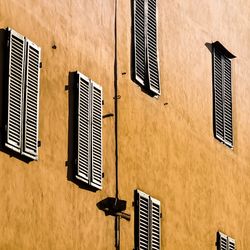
<box><xmin>5</xmin><ymin>29</ymin><xmax>25</xmax><ymax>153</ymax></box>
<box><xmin>134</xmin><ymin>0</ymin><xmax>146</xmax><ymax>85</ymax></box>
<box><xmin>147</xmin><ymin>0</ymin><xmax>160</xmax><ymax>95</ymax></box>
<box><xmin>76</xmin><ymin>73</ymin><xmax>91</xmax><ymax>184</ymax></box>
<box><xmin>213</xmin><ymin>48</ymin><xmax>224</xmax><ymax>142</ymax></box>
<box><xmin>22</xmin><ymin>40</ymin><xmax>41</xmax><ymax>160</ymax></box>
<box><xmin>223</xmin><ymin>57</ymin><xmax>233</xmax><ymax>147</ymax></box>
<box><xmin>90</xmin><ymin>81</ymin><xmax>102</xmax><ymax>189</ymax></box>
<box><xmin>218</xmin><ymin>232</ymin><xmax>228</xmax><ymax>250</ymax></box>
<box><xmin>151</xmin><ymin>197</ymin><xmax>161</xmax><ymax>250</ymax></box>
<box><xmin>137</xmin><ymin>190</ymin><xmax>150</xmax><ymax>250</ymax></box>
<box><xmin>228</xmin><ymin>236</ymin><xmax>236</xmax><ymax>250</ymax></box>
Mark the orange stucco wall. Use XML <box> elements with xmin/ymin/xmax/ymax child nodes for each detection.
<box><xmin>0</xmin><ymin>0</ymin><xmax>250</xmax><ymax>249</ymax></box>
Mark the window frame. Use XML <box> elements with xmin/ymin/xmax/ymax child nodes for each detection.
<box><xmin>134</xmin><ymin>189</ymin><xmax>161</xmax><ymax>250</ymax></box>
<box><xmin>212</xmin><ymin>41</ymin><xmax>235</xmax><ymax>148</ymax></box>
<box><xmin>75</xmin><ymin>71</ymin><xmax>103</xmax><ymax>190</ymax></box>
<box><xmin>217</xmin><ymin>231</ymin><xmax>236</xmax><ymax>250</ymax></box>
<box><xmin>133</xmin><ymin>0</ymin><xmax>160</xmax><ymax>96</ymax></box>
<box><xmin>5</xmin><ymin>28</ymin><xmax>41</xmax><ymax>160</ymax></box>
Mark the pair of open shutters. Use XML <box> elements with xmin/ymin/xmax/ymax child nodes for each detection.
<box><xmin>213</xmin><ymin>42</ymin><xmax>235</xmax><ymax>148</ymax></box>
<box><xmin>135</xmin><ymin>190</ymin><xmax>161</xmax><ymax>250</ymax></box>
<box><xmin>75</xmin><ymin>72</ymin><xmax>103</xmax><ymax>190</ymax></box>
<box><xmin>217</xmin><ymin>232</ymin><xmax>236</xmax><ymax>250</ymax></box>
<box><xmin>5</xmin><ymin>28</ymin><xmax>41</xmax><ymax>160</ymax></box>
<box><xmin>134</xmin><ymin>0</ymin><xmax>160</xmax><ymax>95</ymax></box>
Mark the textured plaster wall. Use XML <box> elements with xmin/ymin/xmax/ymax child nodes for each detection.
<box><xmin>0</xmin><ymin>0</ymin><xmax>250</xmax><ymax>250</ymax></box>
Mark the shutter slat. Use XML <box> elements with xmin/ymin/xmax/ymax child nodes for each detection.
<box><xmin>91</xmin><ymin>82</ymin><xmax>102</xmax><ymax>189</ymax></box>
<box><xmin>138</xmin><ymin>191</ymin><xmax>150</xmax><ymax>250</ymax></box>
<box><xmin>223</xmin><ymin>57</ymin><xmax>233</xmax><ymax>146</ymax></box>
<box><xmin>5</xmin><ymin>29</ymin><xmax>25</xmax><ymax>152</ymax></box>
<box><xmin>228</xmin><ymin>237</ymin><xmax>236</xmax><ymax>250</ymax></box>
<box><xmin>151</xmin><ymin>197</ymin><xmax>161</xmax><ymax>250</ymax></box>
<box><xmin>23</xmin><ymin>40</ymin><xmax>41</xmax><ymax>160</ymax></box>
<box><xmin>213</xmin><ymin>48</ymin><xmax>224</xmax><ymax>141</ymax></box>
<box><xmin>134</xmin><ymin>0</ymin><xmax>146</xmax><ymax>85</ymax></box>
<box><xmin>147</xmin><ymin>0</ymin><xmax>160</xmax><ymax>95</ymax></box>
<box><xmin>76</xmin><ymin>74</ymin><xmax>91</xmax><ymax>183</ymax></box>
<box><xmin>218</xmin><ymin>232</ymin><xmax>228</xmax><ymax>250</ymax></box>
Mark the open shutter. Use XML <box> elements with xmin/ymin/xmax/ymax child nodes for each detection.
<box><xmin>228</xmin><ymin>236</ymin><xmax>236</xmax><ymax>250</ymax></box>
<box><xmin>76</xmin><ymin>73</ymin><xmax>91</xmax><ymax>184</ymax></box>
<box><xmin>223</xmin><ymin>57</ymin><xmax>233</xmax><ymax>147</ymax></box>
<box><xmin>147</xmin><ymin>0</ymin><xmax>160</xmax><ymax>95</ymax></box>
<box><xmin>151</xmin><ymin>197</ymin><xmax>161</xmax><ymax>250</ymax></box>
<box><xmin>5</xmin><ymin>29</ymin><xmax>25</xmax><ymax>153</ymax></box>
<box><xmin>137</xmin><ymin>190</ymin><xmax>150</xmax><ymax>250</ymax></box>
<box><xmin>134</xmin><ymin>0</ymin><xmax>146</xmax><ymax>85</ymax></box>
<box><xmin>213</xmin><ymin>48</ymin><xmax>224</xmax><ymax>142</ymax></box>
<box><xmin>90</xmin><ymin>81</ymin><xmax>102</xmax><ymax>189</ymax></box>
<box><xmin>218</xmin><ymin>232</ymin><xmax>228</xmax><ymax>250</ymax></box>
<box><xmin>22</xmin><ymin>39</ymin><xmax>41</xmax><ymax>160</ymax></box>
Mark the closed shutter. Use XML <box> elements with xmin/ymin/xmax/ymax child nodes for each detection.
<box><xmin>218</xmin><ymin>232</ymin><xmax>228</xmax><ymax>250</ymax></box>
<box><xmin>90</xmin><ymin>81</ymin><xmax>102</xmax><ymax>189</ymax></box>
<box><xmin>213</xmin><ymin>48</ymin><xmax>224</xmax><ymax>142</ymax></box>
<box><xmin>76</xmin><ymin>73</ymin><xmax>91</xmax><ymax>183</ymax></box>
<box><xmin>134</xmin><ymin>0</ymin><xmax>146</xmax><ymax>85</ymax></box>
<box><xmin>223</xmin><ymin>57</ymin><xmax>233</xmax><ymax>147</ymax></box>
<box><xmin>228</xmin><ymin>237</ymin><xmax>236</xmax><ymax>250</ymax></box>
<box><xmin>151</xmin><ymin>197</ymin><xmax>161</xmax><ymax>250</ymax></box>
<box><xmin>5</xmin><ymin>29</ymin><xmax>25</xmax><ymax>153</ymax></box>
<box><xmin>23</xmin><ymin>40</ymin><xmax>41</xmax><ymax>160</ymax></box>
<box><xmin>137</xmin><ymin>190</ymin><xmax>150</xmax><ymax>250</ymax></box>
<box><xmin>147</xmin><ymin>0</ymin><xmax>160</xmax><ymax>95</ymax></box>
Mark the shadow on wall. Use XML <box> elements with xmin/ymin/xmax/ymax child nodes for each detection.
<box><xmin>0</xmin><ymin>28</ymin><xmax>31</xmax><ymax>163</ymax></box>
<box><xmin>66</xmin><ymin>72</ymin><xmax>97</xmax><ymax>192</ymax></box>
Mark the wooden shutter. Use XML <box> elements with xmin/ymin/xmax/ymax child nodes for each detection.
<box><xmin>76</xmin><ymin>73</ymin><xmax>91</xmax><ymax>184</ymax></box>
<box><xmin>151</xmin><ymin>197</ymin><xmax>161</xmax><ymax>250</ymax></box>
<box><xmin>228</xmin><ymin>236</ymin><xmax>236</xmax><ymax>250</ymax></box>
<box><xmin>137</xmin><ymin>190</ymin><xmax>150</xmax><ymax>250</ymax></box>
<box><xmin>134</xmin><ymin>0</ymin><xmax>146</xmax><ymax>85</ymax></box>
<box><xmin>223</xmin><ymin>57</ymin><xmax>233</xmax><ymax>147</ymax></box>
<box><xmin>218</xmin><ymin>232</ymin><xmax>228</xmax><ymax>250</ymax></box>
<box><xmin>5</xmin><ymin>29</ymin><xmax>25</xmax><ymax>153</ymax></box>
<box><xmin>213</xmin><ymin>48</ymin><xmax>224</xmax><ymax>142</ymax></box>
<box><xmin>90</xmin><ymin>81</ymin><xmax>102</xmax><ymax>189</ymax></box>
<box><xmin>147</xmin><ymin>0</ymin><xmax>160</xmax><ymax>95</ymax></box>
<box><xmin>22</xmin><ymin>39</ymin><xmax>41</xmax><ymax>160</ymax></box>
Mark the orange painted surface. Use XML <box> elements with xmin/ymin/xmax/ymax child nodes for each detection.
<box><xmin>0</xmin><ymin>0</ymin><xmax>249</xmax><ymax>249</ymax></box>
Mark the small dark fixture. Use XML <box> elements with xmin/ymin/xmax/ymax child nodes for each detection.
<box><xmin>97</xmin><ymin>197</ymin><xmax>130</xmax><ymax>221</ymax></box>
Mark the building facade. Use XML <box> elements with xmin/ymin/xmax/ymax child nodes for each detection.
<box><xmin>0</xmin><ymin>0</ymin><xmax>250</xmax><ymax>249</ymax></box>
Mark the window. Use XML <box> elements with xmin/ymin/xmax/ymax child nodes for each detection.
<box><xmin>217</xmin><ymin>231</ymin><xmax>236</xmax><ymax>250</ymax></box>
<box><xmin>133</xmin><ymin>0</ymin><xmax>160</xmax><ymax>96</ymax></box>
<box><xmin>5</xmin><ymin>28</ymin><xmax>41</xmax><ymax>160</ymax></box>
<box><xmin>75</xmin><ymin>72</ymin><xmax>103</xmax><ymax>190</ymax></box>
<box><xmin>213</xmin><ymin>41</ymin><xmax>235</xmax><ymax>148</ymax></box>
<box><xmin>135</xmin><ymin>190</ymin><xmax>161</xmax><ymax>250</ymax></box>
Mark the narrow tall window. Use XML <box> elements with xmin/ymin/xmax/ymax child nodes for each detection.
<box><xmin>75</xmin><ymin>72</ymin><xmax>103</xmax><ymax>190</ymax></box>
<box><xmin>212</xmin><ymin>42</ymin><xmax>235</xmax><ymax>148</ymax></box>
<box><xmin>135</xmin><ymin>190</ymin><xmax>161</xmax><ymax>250</ymax></box>
<box><xmin>5</xmin><ymin>28</ymin><xmax>41</xmax><ymax>160</ymax></box>
<box><xmin>217</xmin><ymin>231</ymin><xmax>236</xmax><ymax>250</ymax></box>
<box><xmin>133</xmin><ymin>0</ymin><xmax>160</xmax><ymax>96</ymax></box>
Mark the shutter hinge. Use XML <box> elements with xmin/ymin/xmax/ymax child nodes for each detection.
<box><xmin>132</xmin><ymin>201</ymin><xmax>135</xmax><ymax>207</ymax></box>
<box><xmin>38</xmin><ymin>140</ymin><xmax>41</xmax><ymax>147</ymax></box>
<box><xmin>40</xmin><ymin>62</ymin><xmax>42</xmax><ymax>68</ymax></box>
<box><xmin>102</xmin><ymin>100</ymin><xmax>104</xmax><ymax>105</ymax></box>
<box><xmin>102</xmin><ymin>172</ymin><xmax>104</xmax><ymax>178</ymax></box>
<box><xmin>160</xmin><ymin>212</ymin><xmax>162</xmax><ymax>219</ymax></box>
